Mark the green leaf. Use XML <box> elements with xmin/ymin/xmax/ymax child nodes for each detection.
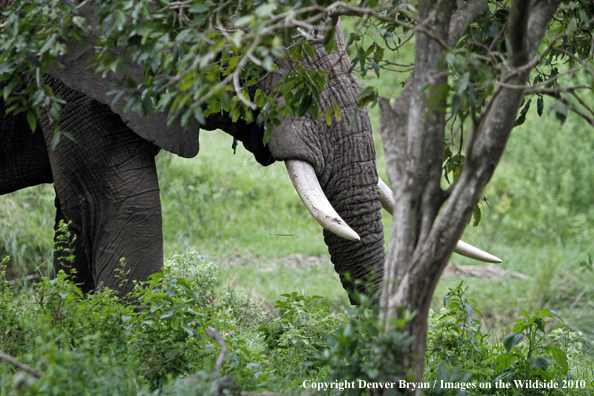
<box><xmin>445</xmin><ymin>52</ymin><xmax>456</xmax><ymax>66</ymax></box>
<box><xmin>456</xmin><ymin>73</ymin><xmax>470</xmax><ymax>95</ymax></box>
<box><xmin>551</xmin><ymin>102</ymin><xmax>567</xmax><ymax>125</ymax></box>
<box><xmin>503</xmin><ymin>332</ymin><xmax>524</xmax><ymax>352</ymax></box>
<box><xmin>176</xmin><ymin>29</ymin><xmax>193</xmax><ymax>43</ymax></box>
<box><xmin>189</xmin><ymin>4</ymin><xmax>209</xmax><ymax>13</ymax></box>
<box><xmin>115</xmin><ymin>10</ymin><xmax>126</xmax><ymax>31</ymax></box>
<box><xmin>297</xmin><ymin>95</ymin><xmax>312</xmax><ymax>117</ymax></box>
<box><xmin>309</xmin><ymin>100</ymin><xmax>319</xmax><ymax>120</ymax></box>
<box><xmin>235</xmin><ymin>15</ymin><xmax>254</xmax><ymax>27</ymax></box>
<box><xmin>514</xmin><ymin>98</ymin><xmax>532</xmax><ymax>126</ymax></box>
<box><xmin>332</xmin><ymin>103</ymin><xmax>342</xmax><ymax>121</ymax></box>
<box><xmin>181</xmin><ymin>325</ymin><xmax>194</xmax><ymax>336</ymax></box>
<box><xmin>567</xmin><ymin>17</ymin><xmax>577</xmax><ymax>40</ymax></box>
<box><xmin>527</xmin><ymin>357</ymin><xmax>550</xmax><ymax>371</ymax></box>
<box><xmin>255</xmin><ymin>3</ymin><xmax>276</xmax><ymax>17</ymax></box>
<box><xmin>547</xmin><ymin>346</ymin><xmax>568</xmax><ymax>374</ymax></box>
<box><xmin>72</xmin><ymin>16</ymin><xmax>87</xmax><ymax>28</ymax></box>
<box><xmin>50</xmin><ymin>128</ymin><xmax>62</xmax><ymax>151</ymax></box>
<box><xmin>494</xmin><ymin>353</ymin><xmax>516</xmax><ymax>371</ymax></box>
<box><xmin>3</xmin><ymin>81</ymin><xmax>18</xmax><ymax>101</ymax></box>
<box><xmin>548</xmin><ymin>310</ymin><xmax>564</xmax><ymax>322</ymax></box>
<box><xmin>194</xmin><ymin>107</ymin><xmax>205</xmax><ymax>125</ymax></box>
<box><xmin>537</xmin><ymin>96</ymin><xmax>543</xmax><ymax>116</ymax></box>
<box><xmin>26</xmin><ymin>110</ymin><xmax>37</xmax><ymax>132</ymax></box>
<box><xmin>303</xmin><ymin>42</ymin><xmax>316</xmax><ymax>61</ymax></box>
<box><xmin>325</xmin><ymin>108</ymin><xmax>332</xmax><ymax>126</ymax></box>
<box><xmin>324</xmin><ymin>36</ymin><xmax>336</xmax><ymax>55</ymax></box>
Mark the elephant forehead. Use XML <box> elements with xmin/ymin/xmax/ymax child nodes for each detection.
<box><xmin>267</xmin><ymin>100</ymin><xmax>374</xmax><ymax>185</ymax></box>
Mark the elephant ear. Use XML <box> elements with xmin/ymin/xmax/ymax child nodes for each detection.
<box><xmin>47</xmin><ymin>4</ymin><xmax>199</xmax><ymax>158</ymax></box>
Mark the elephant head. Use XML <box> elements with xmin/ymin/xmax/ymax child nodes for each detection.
<box><xmin>259</xmin><ymin>23</ymin><xmax>386</xmax><ymax>302</ymax></box>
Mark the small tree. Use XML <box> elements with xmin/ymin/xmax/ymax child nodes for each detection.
<box><xmin>376</xmin><ymin>0</ymin><xmax>593</xmax><ymax>384</ymax></box>
<box><xmin>2</xmin><ymin>0</ymin><xmax>593</xmax><ymax>388</ymax></box>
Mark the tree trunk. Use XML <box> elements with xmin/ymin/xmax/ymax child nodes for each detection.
<box><xmin>377</xmin><ymin>0</ymin><xmax>563</xmax><ymax>391</ymax></box>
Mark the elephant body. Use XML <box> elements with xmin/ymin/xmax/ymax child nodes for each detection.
<box><xmin>0</xmin><ymin>5</ymin><xmax>385</xmax><ymax>302</ymax></box>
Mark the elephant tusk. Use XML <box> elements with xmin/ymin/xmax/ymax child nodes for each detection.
<box><xmin>377</xmin><ymin>177</ymin><xmax>502</xmax><ymax>264</ymax></box>
<box><xmin>452</xmin><ymin>240</ymin><xmax>502</xmax><ymax>264</ymax></box>
<box><xmin>377</xmin><ymin>177</ymin><xmax>395</xmax><ymax>214</ymax></box>
<box><xmin>285</xmin><ymin>160</ymin><xmax>361</xmax><ymax>241</ymax></box>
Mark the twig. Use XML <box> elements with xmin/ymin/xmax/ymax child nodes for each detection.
<box><xmin>7</xmin><ymin>274</ymin><xmax>41</xmax><ymax>285</ymax></box>
<box><xmin>53</xmin><ymin>297</ymin><xmax>64</xmax><ymax>327</ymax></box>
<box><xmin>204</xmin><ymin>328</ymin><xmax>227</xmax><ymax>373</ymax></box>
<box><xmin>203</xmin><ymin>329</ymin><xmax>288</xmax><ymax>395</ymax></box>
<box><xmin>0</xmin><ymin>353</ymin><xmax>43</xmax><ymax>378</ymax></box>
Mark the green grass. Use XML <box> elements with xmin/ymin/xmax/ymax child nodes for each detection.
<box><xmin>158</xmin><ymin>130</ymin><xmax>328</xmax><ymax>260</ymax></box>
<box><xmin>0</xmin><ymin>185</ymin><xmax>55</xmax><ymax>279</ymax></box>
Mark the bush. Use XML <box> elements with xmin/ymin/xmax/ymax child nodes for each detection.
<box><xmin>424</xmin><ymin>282</ymin><xmax>594</xmax><ymax>395</ymax></box>
<box><xmin>1</xmin><ymin>254</ymin><xmax>592</xmax><ymax>396</ymax></box>
<box><xmin>0</xmin><ymin>251</ymin><xmax>273</xmax><ymax>395</ymax></box>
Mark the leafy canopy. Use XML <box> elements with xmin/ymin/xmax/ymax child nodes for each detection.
<box><xmin>0</xmin><ymin>0</ymin><xmax>592</xmax><ymax>153</ymax></box>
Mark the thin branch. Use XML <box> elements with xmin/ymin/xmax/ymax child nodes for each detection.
<box><xmin>0</xmin><ymin>353</ymin><xmax>43</xmax><ymax>378</ymax></box>
<box><xmin>570</xmin><ymin>90</ymin><xmax>594</xmax><ymax>117</ymax></box>
<box><xmin>517</xmin><ymin>84</ymin><xmax>591</xmax><ymax>94</ymax></box>
<box><xmin>7</xmin><ymin>274</ymin><xmax>41</xmax><ymax>285</ymax></box>
<box><xmin>204</xmin><ymin>328</ymin><xmax>227</xmax><ymax>373</ymax></box>
<box><xmin>556</xmin><ymin>95</ymin><xmax>594</xmax><ymax>126</ymax></box>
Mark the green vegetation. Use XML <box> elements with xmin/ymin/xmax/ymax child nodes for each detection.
<box><xmin>1</xmin><ymin>254</ymin><xmax>592</xmax><ymax>395</ymax></box>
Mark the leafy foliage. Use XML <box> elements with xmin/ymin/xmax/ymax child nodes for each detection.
<box><xmin>1</xmin><ymin>251</ymin><xmax>593</xmax><ymax>395</ymax></box>
<box><xmin>2</xmin><ymin>0</ymin><xmax>591</xmax><ymax>149</ymax></box>
<box><xmin>425</xmin><ymin>282</ymin><xmax>594</xmax><ymax>395</ymax></box>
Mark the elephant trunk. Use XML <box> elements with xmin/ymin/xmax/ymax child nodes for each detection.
<box><xmin>321</xmin><ymin>136</ymin><xmax>384</xmax><ymax>304</ymax></box>
<box><xmin>285</xmin><ymin>156</ymin><xmax>385</xmax><ymax>303</ymax></box>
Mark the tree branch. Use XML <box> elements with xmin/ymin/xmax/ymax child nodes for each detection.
<box><xmin>508</xmin><ymin>0</ymin><xmax>530</xmax><ymax>67</ymax></box>
<box><xmin>448</xmin><ymin>0</ymin><xmax>488</xmax><ymax>46</ymax></box>
<box><xmin>0</xmin><ymin>353</ymin><xmax>43</xmax><ymax>378</ymax></box>
<box><xmin>432</xmin><ymin>0</ymin><xmax>563</xmax><ymax>263</ymax></box>
<box><xmin>204</xmin><ymin>328</ymin><xmax>228</xmax><ymax>374</ymax></box>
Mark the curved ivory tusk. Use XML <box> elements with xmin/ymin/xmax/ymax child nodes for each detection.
<box><xmin>378</xmin><ymin>177</ymin><xmax>502</xmax><ymax>263</ymax></box>
<box><xmin>285</xmin><ymin>160</ymin><xmax>360</xmax><ymax>241</ymax></box>
<box><xmin>452</xmin><ymin>240</ymin><xmax>502</xmax><ymax>263</ymax></box>
<box><xmin>377</xmin><ymin>177</ymin><xmax>395</xmax><ymax>215</ymax></box>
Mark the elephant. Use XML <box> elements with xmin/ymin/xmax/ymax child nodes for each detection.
<box><xmin>0</xmin><ymin>4</ymin><xmax>499</xmax><ymax>303</ymax></box>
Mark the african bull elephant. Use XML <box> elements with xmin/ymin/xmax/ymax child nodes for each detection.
<box><xmin>0</xmin><ymin>4</ymin><xmax>499</xmax><ymax>303</ymax></box>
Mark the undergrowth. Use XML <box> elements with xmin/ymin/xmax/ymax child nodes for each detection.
<box><xmin>1</xmin><ymin>251</ymin><xmax>592</xmax><ymax>395</ymax></box>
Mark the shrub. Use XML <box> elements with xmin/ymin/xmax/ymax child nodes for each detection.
<box><xmin>2</xmin><ymin>257</ymin><xmax>592</xmax><ymax>396</ymax></box>
<box><xmin>0</xmin><ymin>251</ymin><xmax>273</xmax><ymax>394</ymax></box>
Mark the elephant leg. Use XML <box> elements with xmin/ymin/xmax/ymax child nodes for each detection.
<box><xmin>0</xmin><ymin>100</ymin><xmax>53</xmax><ymax>195</ymax></box>
<box><xmin>40</xmin><ymin>78</ymin><xmax>163</xmax><ymax>296</ymax></box>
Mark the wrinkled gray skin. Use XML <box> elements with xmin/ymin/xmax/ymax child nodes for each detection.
<box><xmin>0</xmin><ymin>10</ymin><xmax>384</xmax><ymax>303</ymax></box>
